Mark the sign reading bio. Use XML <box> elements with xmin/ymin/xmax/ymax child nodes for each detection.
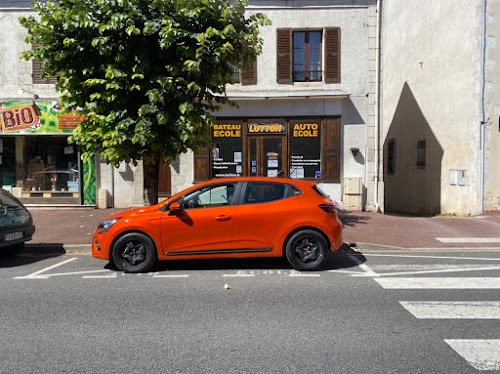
<box><xmin>1</xmin><ymin>104</ymin><xmax>41</xmax><ymax>132</ymax></box>
<box><xmin>0</xmin><ymin>101</ymin><xmax>83</xmax><ymax>134</ymax></box>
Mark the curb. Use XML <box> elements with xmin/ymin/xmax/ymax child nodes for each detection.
<box><xmin>25</xmin><ymin>243</ymin><xmax>92</xmax><ymax>255</ymax></box>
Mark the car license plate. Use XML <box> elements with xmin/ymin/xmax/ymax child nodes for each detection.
<box><xmin>5</xmin><ymin>232</ymin><xmax>23</xmax><ymax>241</ymax></box>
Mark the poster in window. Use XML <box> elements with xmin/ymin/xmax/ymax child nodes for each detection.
<box><xmin>211</xmin><ymin>120</ymin><xmax>243</xmax><ymax>178</ymax></box>
<box><xmin>289</xmin><ymin>119</ymin><xmax>321</xmax><ymax>179</ymax></box>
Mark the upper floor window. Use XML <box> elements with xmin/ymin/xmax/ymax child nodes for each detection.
<box><xmin>32</xmin><ymin>44</ymin><xmax>58</xmax><ymax>85</ymax></box>
<box><xmin>277</xmin><ymin>27</ymin><xmax>340</xmax><ymax>84</ymax></box>
<box><xmin>228</xmin><ymin>60</ymin><xmax>257</xmax><ymax>85</ymax></box>
<box><xmin>293</xmin><ymin>31</ymin><xmax>322</xmax><ymax>82</ymax></box>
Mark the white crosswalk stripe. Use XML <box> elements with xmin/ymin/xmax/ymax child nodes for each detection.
<box><xmin>399</xmin><ymin>301</ymin><xmax>500</xmax><ymax>319</ymax></box>
<box><xmin>375</xmin><ymin>277</ymin><xmax>500</xmax><ymax>289</ymax></box>
<box><xmin>375</xmin><ymin>275</ymin><xmax>500</xmax><ymax>370</ymax></box>
<box><xmin>445</xmin><ymin>340</ymin><xmax>500</xmax><ymax>371</ymax></box>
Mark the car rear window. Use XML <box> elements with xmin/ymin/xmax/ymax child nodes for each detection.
<box><xmin>312</xmin><ymin>185</ymin><xmax>329</xmax><ymax>198</ymax></box>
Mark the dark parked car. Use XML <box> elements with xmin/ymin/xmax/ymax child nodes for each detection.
<box><xmin>0</xmin><ymin>189</ymin><xmax>35</xmax><ymax>255</ymax></box>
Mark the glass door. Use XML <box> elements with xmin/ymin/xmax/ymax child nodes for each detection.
<box><xmin>247</xmin><ymin>136</ymin><xmax>286</xmax><ymax>177</ymax></box>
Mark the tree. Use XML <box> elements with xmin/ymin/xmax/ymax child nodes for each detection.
<box><xmin>20</xmin><ymin>0</ymin><xmax>269</xmax><ymax>205</ymax></box>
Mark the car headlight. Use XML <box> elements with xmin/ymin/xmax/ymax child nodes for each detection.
<box><xmin>97</xmin><ymin>217</ymin><xmax>121</xmax><ymax>234</ymax></box>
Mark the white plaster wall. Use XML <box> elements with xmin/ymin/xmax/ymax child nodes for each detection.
<box><xmin>170</xmin><ymin>151</ymin><xmax>195</xmax><ymax>195</ymax></box>
<box><xmin>382</xmin><ymin>0</ymin><xmax>483</xmax><ymax>215</ymax></box>
<box><xmin>485</xmin><ymin>0</ymin><xmax>500</xmax><ymax>211</ymax></box>
<box><xmin>218</xmin><ymin>1</ymin><xmax>375</xmax><ymax>206</ymax></box>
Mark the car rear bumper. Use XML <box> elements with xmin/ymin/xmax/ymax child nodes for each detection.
<box><xmin>0</xmin><ymin>224</ymin><xmax>35</xmax><ymax>249</ymax></box>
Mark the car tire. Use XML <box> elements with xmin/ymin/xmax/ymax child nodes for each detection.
<box><xmin>112</xmin><ymin>232</ymin><xmax>157</xmax><ymax>273</ymax></box>
<box><xmin>285</xmin><ymin>230</ymin><xmax>329</xmax><ymax>271</ymax></box>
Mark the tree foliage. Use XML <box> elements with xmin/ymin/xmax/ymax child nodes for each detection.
<box><xmin>20</xmin><ymin>0</ymin><xmax>269</xmax><ymax>203</ymax></box>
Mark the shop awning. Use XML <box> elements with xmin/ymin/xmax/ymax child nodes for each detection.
<box><xmin>221</xmin><ymin>90</ymin><xmax>350</xmax><ymax>100</ymax></box>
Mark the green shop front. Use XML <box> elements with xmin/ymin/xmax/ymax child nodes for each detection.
<box><xmin>0</xmin><ymin>101</ymin><xmax>95</xmax><ymax>205</ymax></box>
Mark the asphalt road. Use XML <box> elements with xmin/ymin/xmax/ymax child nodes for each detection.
<box><xmin>1</xmin><ymin>249</ymin><xmax>500</xmax><ymax>373</ymax></box>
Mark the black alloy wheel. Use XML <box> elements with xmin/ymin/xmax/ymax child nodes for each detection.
<box><xmin>112</xmin><ymin>232</ymin><xmax>157</xmax><ymax>273</ymax></box>
<box><xmin>285</xmin><ymin>230</ymin><xmax>328</xmax><ymax>271</ymax></box>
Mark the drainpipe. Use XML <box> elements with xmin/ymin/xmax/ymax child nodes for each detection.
<box><xmin>373</xmin><ymin>0</ymin><xmax>382</xmax><ymax>212</ymax></box>
<box><xmin>479</xmin><ymin>0</ymin><xmax>488</xmax><ymax>213</ymax></box>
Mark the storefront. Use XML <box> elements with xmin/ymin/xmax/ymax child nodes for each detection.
<box><xmin>196</xmin><ymin>117</ymin><xmax>341</xmax><ymax>183</ymax></box>
<box><xmin>0</xmin><ymin>101</ymin><xmax>95</xmax><ymax>205</ymax></box>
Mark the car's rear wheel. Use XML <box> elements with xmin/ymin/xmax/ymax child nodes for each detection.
<box><xmin>112</xmin><ymin>233</ymin><xmax>157</xmax><ymax>273</ymax></box>
<box><xmin>285</xmin><ymin>230</ymin><xmax>328</xmax><ymax>271</ymax></box>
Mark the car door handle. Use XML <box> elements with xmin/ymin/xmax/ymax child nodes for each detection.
<box><xmin>215</xmin><ymin>215</ymin><xmax>231</xmax><ymax>221</ymax></box>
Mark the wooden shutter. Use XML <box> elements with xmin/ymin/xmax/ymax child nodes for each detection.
<box><xmin>32</xmin><ymin>43</ymin><xmax>58</xmax><ymax>84</ymax></box>
<box><xmin>241</xmin><ymin>59</ymin><xmax>257</xmax><ymax>85</ymax></box>
<box><xmin>324</xmin><ymin>28</ymin><xmax>341</xmax><ymax>83</ymax></box>
<box><xmin>321</xmin><ymin>118</ymin><xmax>341</xmax><ymax>182</ymax></box>
<box><xmin>194</xmin><ymin>147</ymin><xmax>211</xmax><ymax>182</ymax></box>
<box><xmin>276</xmin><ymin>28</ymin><xmax>292</xmax><ymax>84</ymax></box>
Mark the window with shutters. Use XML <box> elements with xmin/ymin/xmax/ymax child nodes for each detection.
<box><xmin>32</xmin><ymin>44</ymin><xmax>58</xmax><ymax>85</ymax></box>
<box><xmin>228</xmin><ymin>60</ymin><xmax>257</xmax><ymax>85</ymax></box>
<box><xmin>277</xmin><ymin>27</ymin><xmax>340</xmax><ymax>84</ymax></box>
<box><xmin>293</xmin><ymin>31</ymin><xmax>322</xmax><ymax>82</ymax></box>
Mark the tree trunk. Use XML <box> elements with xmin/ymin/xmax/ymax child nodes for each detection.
<box><xmin>143</xmin><ymin>151</ymin><xmax>161</xmax><ymax>206</ymax></box>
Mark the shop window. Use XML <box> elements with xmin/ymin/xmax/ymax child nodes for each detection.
<box><xmin>387</xmin><ymin>138</ymin><xmax>396</xmax><ymax>175</ymax></box>
<box><xmin>290</xmin><ymin>119</ymin><xmax>322</xmax><ymax>179</ymax></box>
<box><xmin>277</xmin><ymin>28</ymin><xmax>340</xmax><ymax>84</ymax></box>
<box><xmin>416</xmin><ymin>140</ymin><xmax>426</xmax><ymax>169</ymax></box>
<box><xmin>211</xmin><ymin>120</ymin><xmax>244</xmax><ymax>178</ymax></box>
<box><xmin>32</xmin><ymin>44</ymin><xmax>58</xmax><ymax>84</ymax></box>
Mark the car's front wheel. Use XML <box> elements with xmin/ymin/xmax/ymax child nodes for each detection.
<box><xmin>285</xmin><ymin>230</ymin><xmax>329</xmax><ymax>271</ymax></box>
<box><xmin>112</xmin><ymin>232</ymin><xmax>157</xmax><ymax>273</ymax></box>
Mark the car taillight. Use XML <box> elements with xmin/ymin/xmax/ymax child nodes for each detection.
<box><xmin>319</xmin><ymin>204</ymin><xmax>338</xmax><ymax>214</ymax></box>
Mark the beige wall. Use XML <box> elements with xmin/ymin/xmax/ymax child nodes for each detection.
<box><xmin>381</xmin><ymin>0</ymin><xmax>484</xmax><ymax>215</ymax></box>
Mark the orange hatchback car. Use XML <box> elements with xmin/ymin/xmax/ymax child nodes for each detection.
<box><xmin>92</xmin><ymin>177</ymin><xmax>343</xmax><ymax>273</ymax></box>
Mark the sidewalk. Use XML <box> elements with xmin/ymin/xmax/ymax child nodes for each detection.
<box><xmin>25</xmin><ymin>206</ymin><xmax>500</xmax><ymax>254</ymax></box>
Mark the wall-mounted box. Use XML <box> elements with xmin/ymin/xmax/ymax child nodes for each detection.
<box><xmin>449</xmin><ymin>170</ymin><xmax>467</xmax><ymax>186</ymax></box>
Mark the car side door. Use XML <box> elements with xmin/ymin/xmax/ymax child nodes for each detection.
<box><xmin>160</xmin><ymin>182</ymin><xmax>240</xmax><ymax>254</ymax></box>
<box><xmin>231</xmin><ymin>181</ymin><xmax>301</xmax><ymax>251</ymax></box>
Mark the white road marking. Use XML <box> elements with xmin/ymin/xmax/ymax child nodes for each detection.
<box><xmin>223</xmin><ymin>273</ymin><xmax>256</xmax><ymax>277</ymax></box>
<box><xmin>353</xmin><ymin>265</ymin><xmax>500</xmax><ymax>277</ymax></box>
<box><xmin>82</xmin><ymin>273</ymin><xmax>118</xmax><ymax>279</ymax></box>
<box><xmin>346</xmin><ymin>253</ymin><xmax>378</xmax><ymax>276</ymax></box>
<box><xmin>14</xmin><ymin>258</ymin><xmax>78</xmax><ymax>279</ymax></box>
<box><xmin>361</xmin><ymin>253</ymin><xmax>500</xmax><ymax>261</ymax></box>
<box><xmin>445</xmin><ymin>340</ymin><xmax>500</xmax><ymax>371</ymax></box>
<box><xmin>436</xmin><ymin>237</ymin><xmax>500</xmax><ymax>243</ymax></box>
<box><xmin>289</xmin><ymin>273</ymin><xmax>320</xmax><ymax>277</ymax></box>
<box><xmin>400</xmin><ymin>301</ymin><xmax>500</xmax><ymax>319</ymax></box>
<box><xmin>375</xmin><ymin>277</ymin><xmax>500</xmax><ymax>289</ymax></box>
<box><xmin>152</xmin><ymin>274</ymin><xmax>190</xmax><ymax>278</ymax></box>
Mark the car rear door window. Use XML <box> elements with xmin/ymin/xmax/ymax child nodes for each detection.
<box><xmin>243</xmin><ymin>182</ymin><xmax>291</xmax><ymax>204</ymax></box>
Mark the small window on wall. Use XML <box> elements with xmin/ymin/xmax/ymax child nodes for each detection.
<box><xmin>32</xmin><ymin>44</ymin><xmax>58</xmax><ymax>84</ymax></box>
<box><xmin>416</xmin><ymin>140</ymin><xmax>426</xmax><ymax>169</ymax></box>
<box><xmin>211</xmin><ymin>120</ymin><xmax>244</xmax><ymax>178</ymax></box>
<box><xmin>388</xmin><ymin>139</ymin><xmax>396</xmax><ymax>175</ymax></box>
<box><xmin>289</xmin><ymin>119</ymin><xmax>322</xmax><ymax>179</ymax></box>
<box><xmin>228</xmin><ymin>60</ymin><xmax>257</xmax><ymax>85</ymax></box>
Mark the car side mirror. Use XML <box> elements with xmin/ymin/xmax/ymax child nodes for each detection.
<box><xmin>170</xmin><ymin>201</ymin><xmax>181</xmax><ymax>212</ymax></box>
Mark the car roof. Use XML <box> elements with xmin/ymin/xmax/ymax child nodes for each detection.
<box><xmin>198</xmin><ymin>177</ymin><xmax>318</xmax><ymax>189</ymax></box>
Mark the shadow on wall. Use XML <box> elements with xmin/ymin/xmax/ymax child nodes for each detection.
<box><xmin>383</xmin><ymin>82</ymin><xmax>443</xmax><ymax>216</ymax></box>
